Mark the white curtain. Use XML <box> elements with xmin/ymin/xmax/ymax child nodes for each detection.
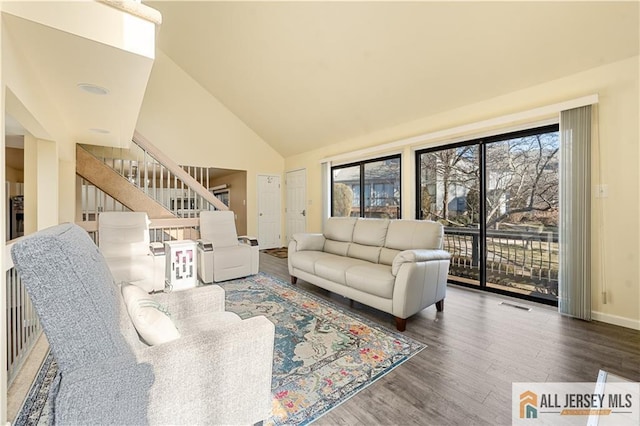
<box><xmin>321</xmin><ymin>161</ymin><xmax>331</xmax><ymax>231</ymax></box>
<box><xmin>558</xmin><ymin>105</ymin><xmax>592</xmax><ymax>320</ymax></box>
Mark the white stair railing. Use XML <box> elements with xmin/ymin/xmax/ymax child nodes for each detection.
<box><xmin>80</xmin><ymin>132</ymin><xmax>228</xmax><ymax>218</ymax></box>
<box><xmin>4</xmin><ymin>240</ymin><xmax>43</xmax><ymax>386</ymax></box>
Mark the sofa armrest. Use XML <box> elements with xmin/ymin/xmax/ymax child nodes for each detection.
<box><xmin>392</xmin><ymin>250</ymin><xmax>451</xmax><ymax>319</ymax></box>
<box><xmin>290</xmin><ymin>233</ymin><xmax>325</xmax><ymax>252</ymax></box>
<box><xmin>149</xmin><ymin>284</ymin><xmax>226</xmax><ymax>320</ymax></box>
<box><xmin>391</xmin><ymin>249</ymin><xmax>451</xmax><ymax>276</ymax></box>
<box><xmin>138</xmin><ymin>316</ymin><xmax>275</xmax><ymax>425</ymax></box>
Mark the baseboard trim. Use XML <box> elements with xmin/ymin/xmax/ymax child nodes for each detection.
<box><xmin>592</xmin><ymin>311</ymin><xmax>640</xmax><ymax>331</ymax></box>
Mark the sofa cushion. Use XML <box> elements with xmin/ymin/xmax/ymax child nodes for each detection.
<box><xmin>106</xmin><ymin>255</ymin><xmax>163</xmax><ymax>293</ymax></box>
<box><xmin>315</xmin><ymin>256</ymin><xmax>368</xmax><ymax>285</ymax></box>
<box><xmin>323</xmin><ymin>217</ymin><xmax>357</xmax><ymax>242</ymax></box>
<box><xmin>348</xmin><ymin>243</ymin><xmax>381</xmax><ymax>264</ymax></box>
<box><xmin>345</xmin><ymin>264</ymin><xmax>395</xmax><ymax>299</ymax></box>
<box><xmin>290</xmin><ymin>250</ymin><xmax>335</xmax><ymax>274</ymax></box>
<box><xmin>98</xmin><ymin>212</ymin><xmax>150</xmax><ymax>258</ymax></box>
<box><xmin>122</xmin><ymin>284</ymin><xmax>180</xmax><ymax>346</ymax></box>
<box><xmin>200</xmin><ymin>210</ymin><xmax>239</xmax><ymax>248</ymax></box>
<box><xmin>352</xmin><ymin>218</ymin><xmax>390</xmax><ymax>246</ymax></box>
<box><xmin>107</xmin><ymin>256</ymin><xmax>153</xmax><ymax>282</ymax></box>
<box><xmin>385</xmin><ymin>220</ymin><xmax>443</xmax><ymax>250</ymax></box>
<box><xmin>324</xmin><ymin>239</ymin><xmax>351</xmax><ymax>256</ymax></box>
<box><xmin>379</xmin><ymin>247</ymin><xmax>402</xmax><ymax>266</ymax></box>
<box><xmin>292</xmin><ymin>233</ymin><xmax>325</xmax><ymax>251</ymax></box>
<box><xmin>214</xmin><ymin>245</ymin><xmax>253</xmax><ymax>269</ymax></box>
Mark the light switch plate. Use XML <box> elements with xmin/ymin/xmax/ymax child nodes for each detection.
<box><xmin>595</xmin><ymin>184</ymin><xmax>608</xmax><ymax>198</ymax></box>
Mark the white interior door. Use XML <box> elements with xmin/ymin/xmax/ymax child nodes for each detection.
<box><xmin>286</xmin><ymin>169</ymin><xmax>306</xmax><ymax>242</ymax></box>
<box><xmin>257</xmin><ymin>174</ymin><xmax>281</xmax><ymax>249</ymax></box>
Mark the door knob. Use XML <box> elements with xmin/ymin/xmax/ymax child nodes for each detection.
<box><xmin>301</xmin><ymin>209</ymin><xmax>306</xmax><ymax>217</ymax></box>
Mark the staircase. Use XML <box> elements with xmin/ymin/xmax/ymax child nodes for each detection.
<box><xmin>76</xmin><ymin>131</ymin><xmax>228</xmax><ymax>241</ymax></box>
<box><xmin>76</xmin><ymin>145</ymin><xmax>176</xmax><ymax>218</ymax></box>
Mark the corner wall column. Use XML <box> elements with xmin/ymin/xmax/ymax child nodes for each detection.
<box><xmin>24</xmin><ymin>136</ymin><xmax>59</xmax><ymax>232</ymax></box>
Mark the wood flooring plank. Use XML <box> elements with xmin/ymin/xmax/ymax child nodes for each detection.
<box><xmin>257</xmin><ymin>252</ymin><xmax>640</xmax><ymax>425</ymax></box>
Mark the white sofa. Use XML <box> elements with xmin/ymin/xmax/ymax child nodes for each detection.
<box><xmin>288</xmin><ymin>217</ymin><xmax>451</xmax><ymax>331</ymax></box>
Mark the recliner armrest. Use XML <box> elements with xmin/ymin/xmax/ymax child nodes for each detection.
<box><xmin>149</xmin><ymin>242</ymin><xmax>165</xmax><ymax>256</ymax></box>
<box><xmin>197</xmin><ymin>239</ymin><xmax>214</xmax><ymax>252</ymax></box>
<box><xmin>238</xmin><ymin>236</ymin><xmax>259</xmax><ymax>246</ymax></box>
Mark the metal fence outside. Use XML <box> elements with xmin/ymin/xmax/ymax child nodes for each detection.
<box><xmin>444</xmin><ymin>227</ymin><xmax>559</xmax><ymax>298</ymax></box>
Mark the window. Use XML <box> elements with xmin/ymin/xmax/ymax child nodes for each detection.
<box><xmin>332</xmin><ymin>155</ymin><xmax>401</xmax><ymax>219</ymax></box>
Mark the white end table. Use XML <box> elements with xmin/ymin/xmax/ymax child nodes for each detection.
<box><xmin>164</xmin><ymin>240</ymin><xmax>197</xmax><ymax>291</ymax></box>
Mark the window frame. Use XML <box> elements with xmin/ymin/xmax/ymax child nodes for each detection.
<box><xmin>331</xmin><ymin>153</ymin><xmax>402</xmax><ymax>219</ymax></box>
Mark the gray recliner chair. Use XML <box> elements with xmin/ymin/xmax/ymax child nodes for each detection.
<box><xmin>11</xmin><ymin>223</ymin><xmax>275</xmax><ymax>425</ymax></box>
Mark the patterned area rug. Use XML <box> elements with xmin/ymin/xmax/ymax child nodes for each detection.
<box><xmin>221</xmin><ymin>273</ymin><xmax>425</xmax><ymax>425</ymax></box>
<box><xmin>13</xmin><ymin>350</ymin><xmax>55</xmax><ymax>426</ymax></box>
<box><xmin>14</xmin><ymin>272</ymin><xmax>425</xmax><ymax>425</ymax></box>
<box><xmin>261</xmin><ymin>247</ymin><xmax>288</xmax><ymax>258</ymax></box>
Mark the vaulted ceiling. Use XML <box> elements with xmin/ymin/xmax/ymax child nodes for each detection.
<box><xmin>147</xmin><ymin>1</ymin><xmax>639</xmax><ymax>158</ymax></box>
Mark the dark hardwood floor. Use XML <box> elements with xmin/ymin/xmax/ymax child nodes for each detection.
<box><xmin>259</xmin><ymin>252</ymin><xmax>640</xmax><ymax>425</ymax></box>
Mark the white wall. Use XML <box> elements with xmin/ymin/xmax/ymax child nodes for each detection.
<box><xmin>136</xmin><ymin>50</ymin><xmax>285</xmax><ymax>237</ymax></box>
<box><xmin>35</xmin><ymin>139</ymin><xmax>58</xmax><ymax>229</ymax></box>
<box><xmin>58</xmin><ymin>159</ymin><xmax>75</xmax><ymax>223</ymax></box>
<box><xmin>0</xmin><ymin>8</ymin><xmax>6</xmax><ymax>423</ymax></box>
<box><xmin>286</xmin><ymin>56</ymin><xmax>640</xmax><ymax>329</ymax></box>
<box><xmin>3</xmin><ymin>24</ymin><xmax>74</xmax><ymax>228</ymax></box>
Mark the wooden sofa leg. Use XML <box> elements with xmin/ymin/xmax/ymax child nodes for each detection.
<box><xmin>435</xmin><ymin>299</ymin><xmax>444</xmax><ymax>312</ymax></box>
<box><xmin>395</xmin><ymin>317</ymin><xmax>407</xmax><ymax>332</ymax></box>
<box><xmin>291</xmin><ymin>276</ymin><xmax>298</xmax><ymax>285</ymax></box>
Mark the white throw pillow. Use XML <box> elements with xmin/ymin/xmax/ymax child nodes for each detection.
<box><xmin>121</xmin><ymin>284</ymin><xmax>180</xmax><ymax>345</ymax></box>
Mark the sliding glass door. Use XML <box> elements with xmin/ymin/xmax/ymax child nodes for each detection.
<box><xmin>484</xmin><ymin>129</ymin><xmax>559</xmax><ymax>302</ymax></box>
<box><xmin>417</xmin><ymin>145</ymin><xmax>481</xmax><ymax>283</ymax></box>
<box><xmin>416</xmin><ymin>125</ymin><xmax>559</xmax><ymax>304</ymax></box>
